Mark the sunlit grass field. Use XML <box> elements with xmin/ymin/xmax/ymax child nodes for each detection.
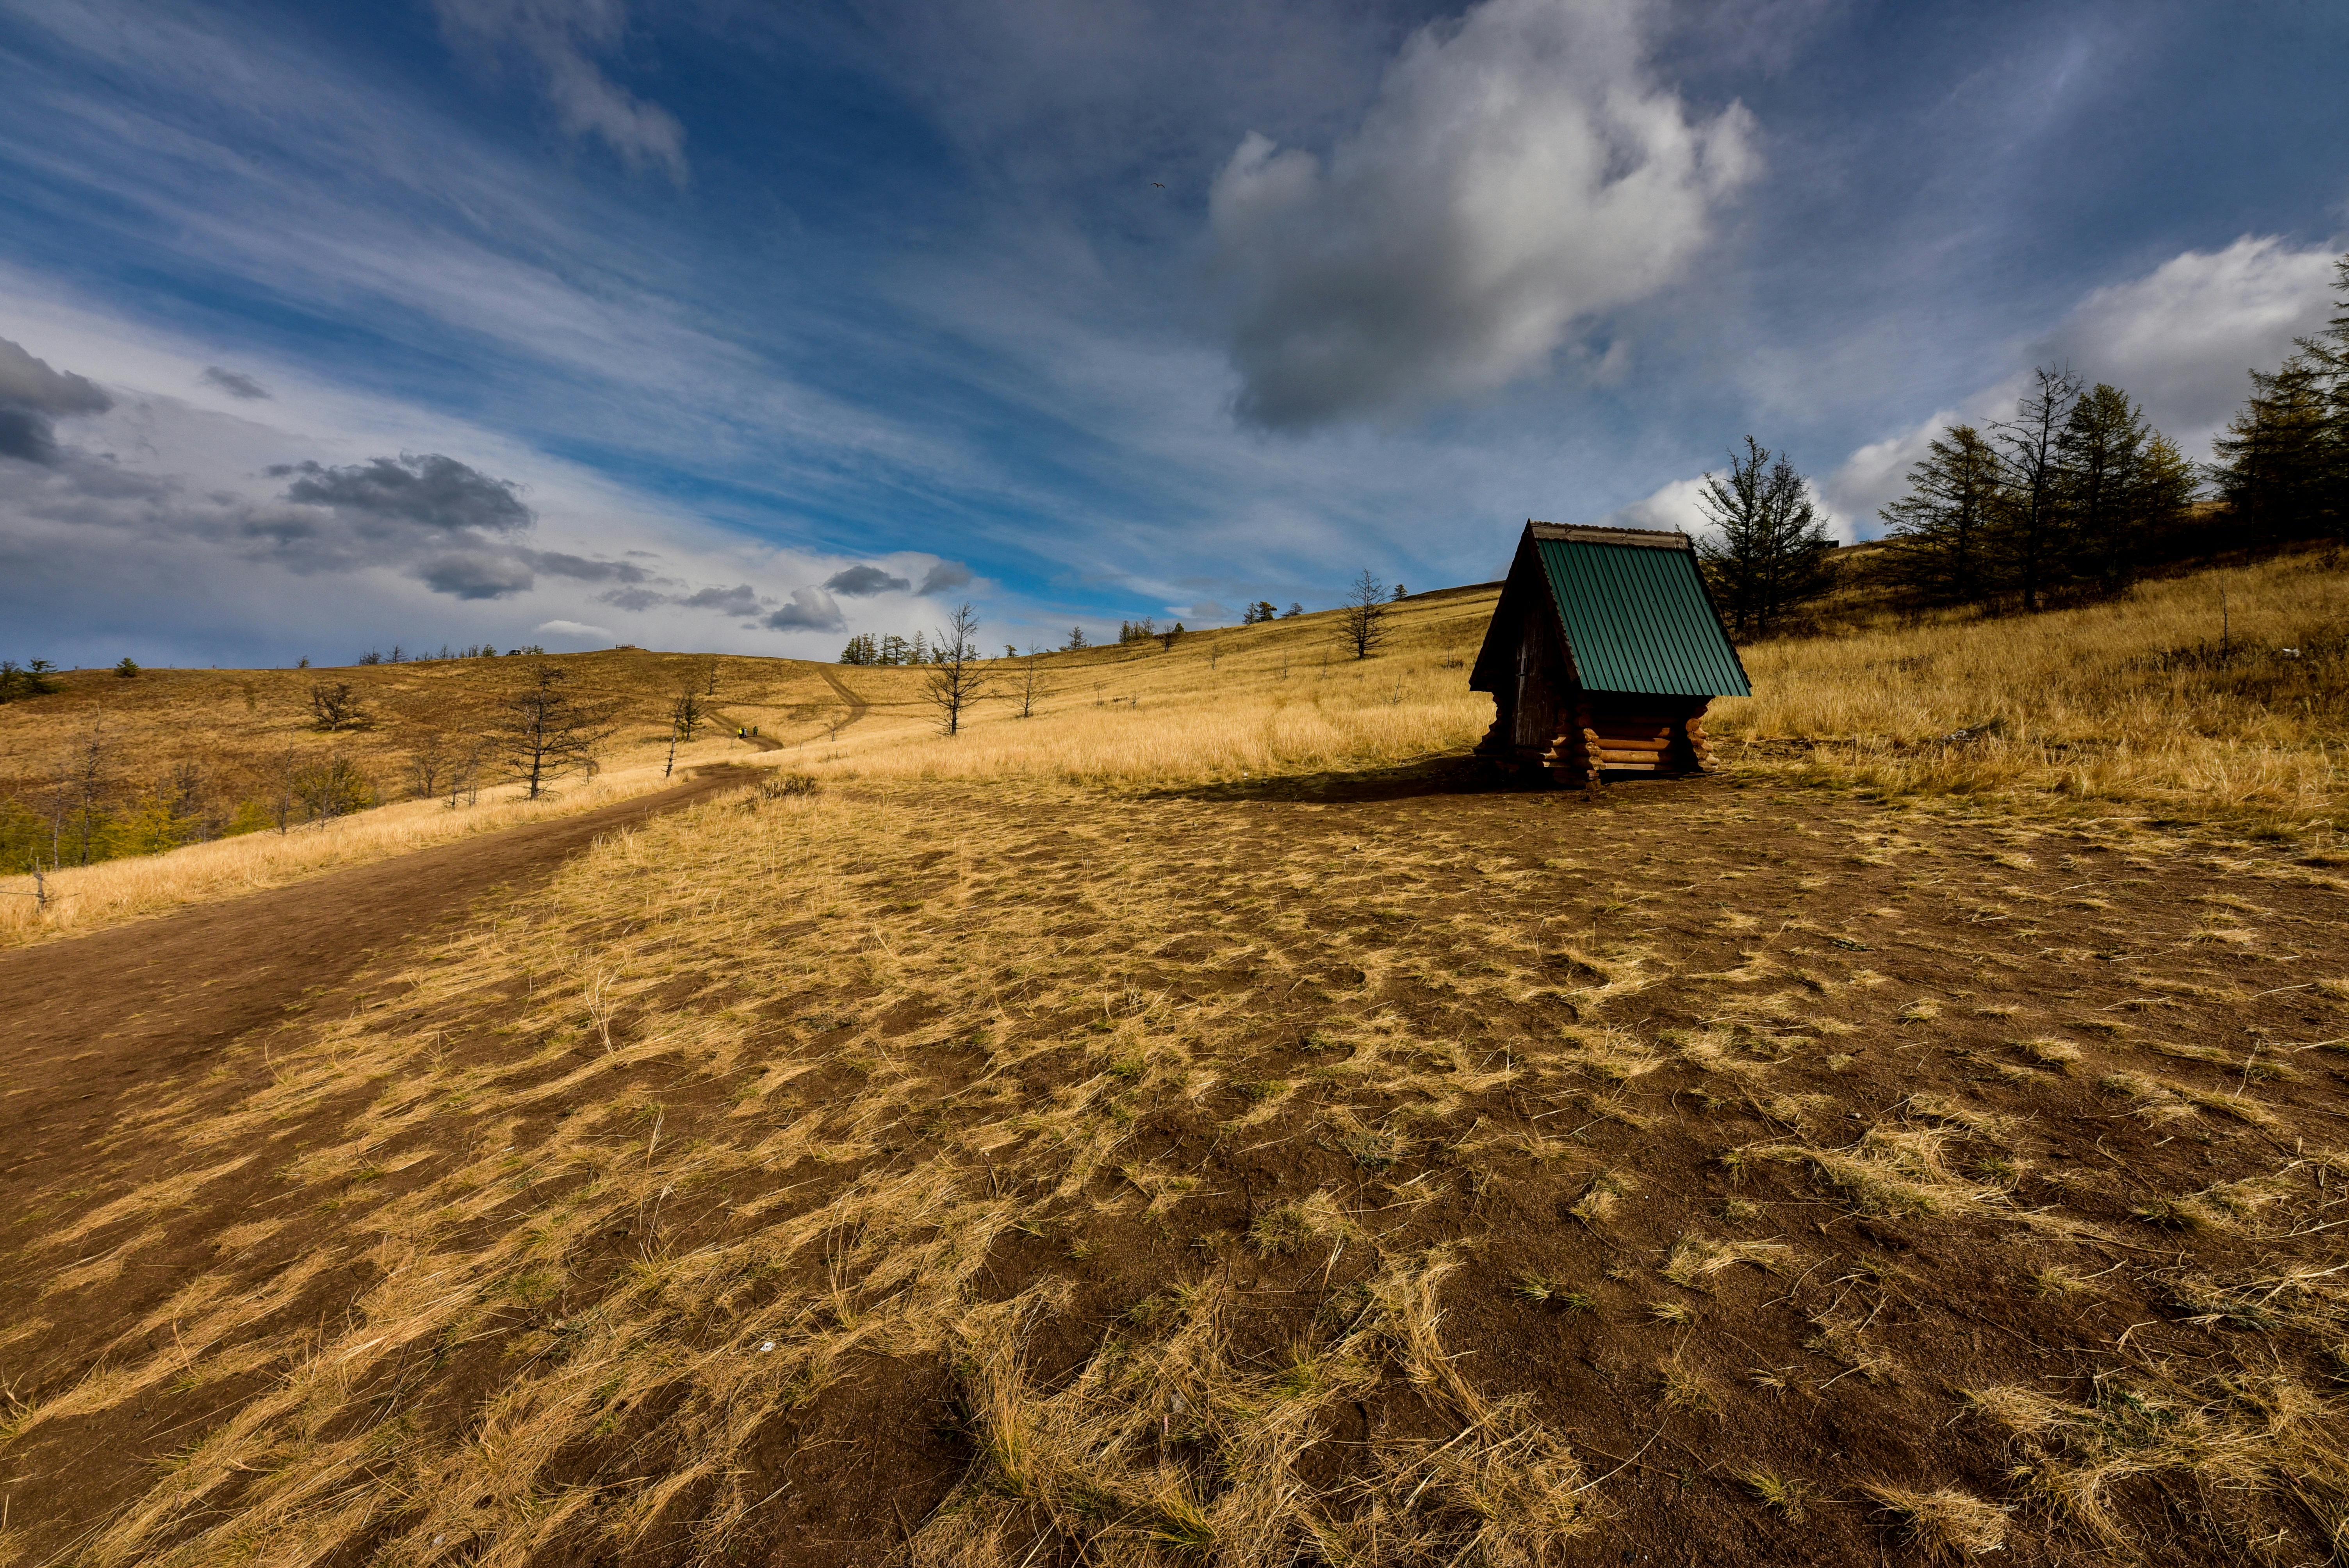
<box><xmin>5</xmin><ymin>548</ymin><xmax>2345</xmax><ymax>942</ymax></box>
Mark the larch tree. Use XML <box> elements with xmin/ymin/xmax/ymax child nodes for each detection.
<box><xmin>1878</xmin><ymin>424</ymin><xmax>2002</xmax><ymax>605</ymax></box>
<box><xmin>1693</xmin><ymin>437</ymin><xmax>1836</xmax><ymax>639</ymax></box>
<box><xmin>499</xmin><ymin>663</ymin><xmax>617</xmax><ymax>799</ymax></box>
<box><xmin>2211</xmin><ymin>355</ymin><xmax>2340</xmax><ymax>545</ymax></box>
<box><xmin>1015</xmin><ymin>644</ymin><xmax>1051</xmax><ymax>718</ymax></box>
<box><xmin>1337</xmin><ymin>570</ymin><xmax>1392</xmax><ymax>659</ymax></box>
<box><xmin>922</xmin><ymin>602</ymin><xmax>992</xmax><ymax>735</ymax></box>
<box><xmin>1990</xmin><ymin>365</ymin><xmax>2083</xmax><ymax>610</ymax></box>
<box><xmin>2055</xmin><ymin>382</ymin><xmax>2155</xmax><ymax>590</ymax></box>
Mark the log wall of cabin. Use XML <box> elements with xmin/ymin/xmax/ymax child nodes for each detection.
<box><xmin>1474</xmin><ymin>604</ymin><xmax>1718</xmax><ymax>782</ymax></box>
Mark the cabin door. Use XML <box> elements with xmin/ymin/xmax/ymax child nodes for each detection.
<box><xmin>1513</xmin><ymin>632</ymin><xmax>1544</xmax><ymax>749</ymax></box>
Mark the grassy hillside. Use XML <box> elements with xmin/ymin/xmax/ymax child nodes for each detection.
<box><xmin>0</xmin><ymin>647</ymin><xmax>838</xmax><ymax>819</ymax></box>
<box><xmin>5</xmin><ymin>550</ymin><xmax>2347</xmax><ymax>943</ymax></box>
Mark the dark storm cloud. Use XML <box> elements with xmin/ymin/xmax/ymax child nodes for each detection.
<box><xmin>681</xmin><ymin>583</ymin><xmax>763</xmax><ymax>616</ymax></box>
<box><xmin>597</xmin><ymin>586</ymin><xmax>668</xmax><ymax>612</ymax></box>
<box><xmin>269</xmin><ymin>453</ymin><xmax>533</xmax><ymax>535</ymax></box>
<box><xmin>200</xmin><ymin>365</ymin><xmax>272</xmax><ymax>399</ymax></box>
<box><xmin>823</xmin><ymin>564</ymin><xmax>910</xmax><ymax>596</ymax></box>
<box><xmin>0</xmin><ymin>410</ymin><xmax>61</xmax><ymax>465</ymax></box>
<box><xmin>0</xmin><ymin>336</ymin><xmax>114</xmax><ymax>465</ymax></box>
<box><xmin>918</xmin><ymin>559</ymin><xmax>973</xmax><ymax>593</ymax></box>
<box><xmin>418</xmin><ymin>551</ymin><xmax>536</xmax><ymax>599</ymax></box>
<box><xmin>528</xmin><ymin>548</ymin><xmax>649</xmax><ymax>582</ymax></box>
<box><xmin>765</xmin><ymin>588</ymin><xmax>846</xmax><ymax>631</ymax></box>
<box><xmin>243</xmin><ymin>451</ymin><xmax>560</xmax><ymax>598</ymax></box>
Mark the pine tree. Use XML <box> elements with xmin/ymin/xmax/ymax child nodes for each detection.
<box><xmin>1694</xmin><ymin>437</ymin><xmax>1836</xmax><ymax>638</ymax></box>
<box><xmin>1878</xmin><ymin>424</ymin><xmax>2002</xmax><ymax>605</ymax></box>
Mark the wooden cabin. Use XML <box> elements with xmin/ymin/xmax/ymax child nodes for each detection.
<box><xmin>1470</xmin><ymin>520</ymin><xmax>1750</xmax><ymax>784</ymax></box>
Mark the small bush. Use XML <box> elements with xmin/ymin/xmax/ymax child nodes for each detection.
<box><xmin>114</xmin><ymin>657</ymin><xmax>140</xmax><ymax>678</ymax></box>
<box><xmin>756</xmin><ymin>773</ymin><xmax>820</xmax><ymax>801</ymax></box>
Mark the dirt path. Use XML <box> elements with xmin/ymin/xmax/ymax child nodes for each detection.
<box><xmin>816</xmin><ymin>666</ymin><xmax>872</xmax><ymax>731</ymax></box>
<box><xmin>0</xmin><ymin>765</ymin><xmax>752</xmax><ymax>1196</ymax></box>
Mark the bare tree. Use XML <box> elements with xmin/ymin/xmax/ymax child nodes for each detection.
<box><xmin>500</xmin><ymin>663</ymin><xmax>617</xmax><ymax>798</ymax></box>
<box><xmin>663</xmin><ymin>688</ymin><xmax>703</xmax><ymax>778</ymax></box>
<box><xmin>406</xmin><ymin>730</ymin><xmax>455</xmax><ymax>800</ymax></box>
<box><xmin>446</xmin><ymin>742</ymin><xmax>488</xmax><ymax>809</ymax></box>
<box><xmin>58</xmin><ymin>711</ymin><xmax>108</xmax><ymax>865</ymax></box>
<box><xmin>266</xmin><ymin>743</ymin><xmax>299</xmax><ymax>834</ymax></box>
<box><xmin>922</xmin><ymin>602</ymin><xmax>993</xmax><ymax>736</ymax></box>
<box><xmin>1157</xmin><ymin>622</ymin><xmax>1185</xmax><ymax>652</ymax></box>
<box><xmin>701</xmin><ymin>657</ymin><xmax>720</xmax><ymax>697</ymax></box>
<box><xmin>1337</xmin><ymin>570</ymin><xmax>1392</xmax><ymax>661</ymax></box>
<box><xmin>309</xmin><ymin>681</ymin><xmax>365</xmax><ymax>731</ymax></box>
<box><xmin>1015</xmin><ymin>644</ymin><xmax>1052</xmax><ymax>718</ymax></box>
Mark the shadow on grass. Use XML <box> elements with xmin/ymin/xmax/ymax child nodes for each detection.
<box><xmin>1147</xmin><ymin>755</ymin><xmax>1726</xmax><ymax>806</ymax></box>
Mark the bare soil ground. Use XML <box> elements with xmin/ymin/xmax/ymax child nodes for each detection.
<box><xmin>0</xmin><ymin>764</ymin><xmax>750</xmax><ymax>1243</ymax></box>
<box><xmin>4</xmin><ymin>766</ymin><xmax>2347</xmax><ymax>1566</ymax></box>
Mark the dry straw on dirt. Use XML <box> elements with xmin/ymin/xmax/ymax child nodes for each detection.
<box><xmin>5</xmin><ymin>551</ymin><xmax>2349</xmax><ymax>1566</ymax></box>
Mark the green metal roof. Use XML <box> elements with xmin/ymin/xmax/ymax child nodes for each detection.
<box><xmin>1535</xmin><ymin>536</ymin><xmax>1750</xmax><ymax>698</ymax></box>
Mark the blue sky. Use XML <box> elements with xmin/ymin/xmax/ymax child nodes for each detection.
<box><xmin>0</xmin><ymin>0</ymin><xmax>2342</xmax><ymax>667</ymax></box>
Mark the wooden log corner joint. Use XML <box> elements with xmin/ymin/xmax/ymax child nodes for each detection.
<box><xmin>1467</xmin><ymin>520</ymin><xmax>1752</xmax><ymax>786</ymax></box>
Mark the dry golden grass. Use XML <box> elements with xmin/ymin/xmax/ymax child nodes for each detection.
<box><xmin>11</xmin><ymin>552</ymin><xmax>2349</xmax><ymax>1565</ymax></box>
<box><xmin>11</xmin><ymin>549</ymin><xmax>2346</xmax><ymax>951</ymax></box>
<box><xmin>796</xmin><ymin>588</ymin><xmax>1499</xmax><ymax>786</ymax></box>
<box><xmin>1718</xmin><ymin>547</ymin><xmax>2349</xmax><ymax>821</ymax></box>
<box><xmin>0</xmin><ymin>748</ymin><xmax>741</xmax><ymax>946</ymax></box>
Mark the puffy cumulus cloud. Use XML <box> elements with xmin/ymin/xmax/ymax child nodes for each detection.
<box><xmin>1595</xmin><ymin>461</ymin><xmax>1863</xmax><ymax>548</ymax></box>
<box><xmin>1819</xmin><ymin>411</ymin><xmax>1966</xmax><ymax>538</ymax></box>
<box><xmin>200</xmin><ymin>365</ymin><xmax>271</xmax><ymax>399</ymax></box>
<box><xmin>0</xmin><ymin>335</ymin><xmax>114</xmax><ymax>464</ymax></box>
<box><xmin>431</xmin><ymin>0</ymin><xmax>687</xmax><ymax>181</ymax></box>
<box><xmin>824</xmin><ymin>563</ymin><xmax>911</xmax><ymax>596</ymax></box>
<box><xmin>1593</xmin><ymin>474</ymin><xmax>1711</xmax><ymax>536</ymax></box>
<box><xmin>535</xmin><ymin>617</ymin><xmax>611</xmax><ymax>640</ymax></box>
<box><xmin>1208</xmin><ymin>0</ymin><xmax>1756</xmax><ymax>429</ymax></box>
<box><xmin>918</xmin><ymin>559</ymin><xmax>973</xmax><ymax>594</ymax></box>
<box><xmin>2037</xmin><ymin>235</ymin><xmax>2337</xmax><ymax>454</ymax></box>
<box><xmin>765</xmin><ymin>587</ymin><xmax>845</xmax><ymax>632</ymax></box>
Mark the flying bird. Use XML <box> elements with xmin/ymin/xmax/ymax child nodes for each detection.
<box><xmin>1151</xmin><ymin>182</ymin><xmax>1164</xmax><ymax>188</ymax></box>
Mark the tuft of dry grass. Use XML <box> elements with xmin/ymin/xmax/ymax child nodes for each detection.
<box><xmin>1968</xmin><ymin>1369</ymin><xmax>2349</xmax><ymax>1554</ymax></box>
<box><xmin>1859</xmin><ymin>1483</ymin><xmax>2010</xmax><ymax>1560</ymax></box>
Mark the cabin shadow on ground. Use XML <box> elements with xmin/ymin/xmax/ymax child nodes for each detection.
<box><xmin>1152</xmin><ymin>755</ymin><xmax>1729</xmax><ymax>806</ymax></box>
